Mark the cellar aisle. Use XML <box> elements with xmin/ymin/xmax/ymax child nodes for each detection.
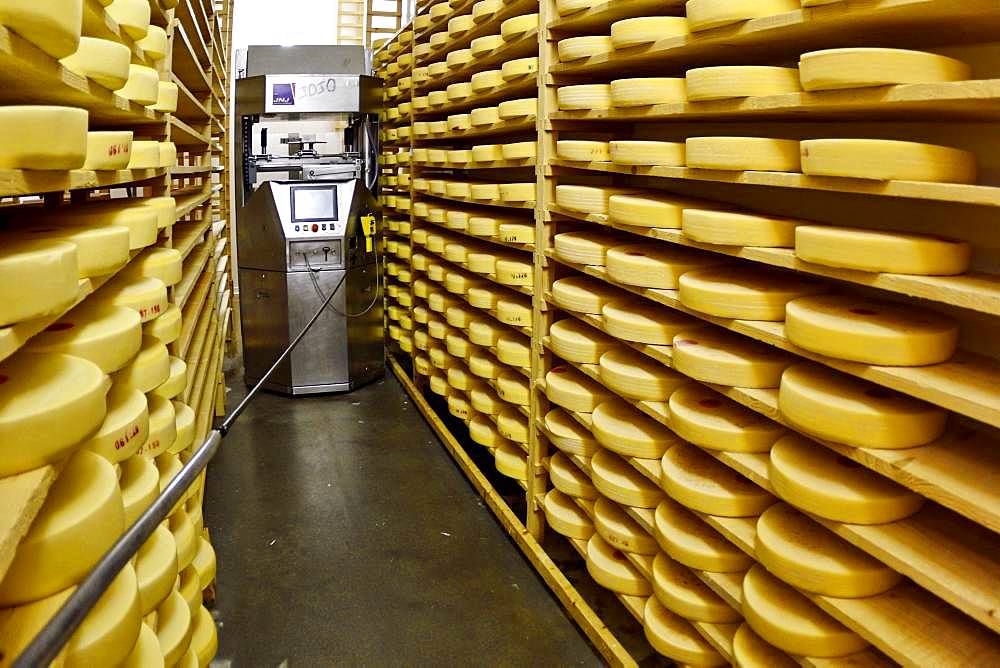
<box><xmin>205</xmin><ymin>369</ymin><xmax>600</xmax><ymax>666</ymax></box>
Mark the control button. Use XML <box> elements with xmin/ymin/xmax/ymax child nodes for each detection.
<box><xmin>311</xmin><ymin>224</ymin><xmax>319</xmax><ymax>233</ymax></box>
<box><xmin>321</xmin><ymin>224</ymin><xmax>327</xmax><ymax>231</ymax></box>
<box><xmin>294</xmin><ymin>225</ymin><xmax>300</xmax><ymax>232</ymax></box>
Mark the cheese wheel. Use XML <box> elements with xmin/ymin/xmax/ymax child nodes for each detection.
<box><xmin>669</xmin><ymin>383</ymin><xmax>786</xmax><ymax>453</ymax></box>
<box><xmin>429</xmin><ymin>1</ymin><xmax>449</xmax><ymax>18</ymax></box>
<box><xmin>785</xmin><ymin>293</ymin><xmax>958</xmax><ymax>366</ymax></box>
<box><xmin>144</xmin><ymin>304</ymin><xmax>181</xmax><ymax>344</ymax></box>
<box><xmin>83</xmin><ymin>129</ymin><xmax>132</xmax><ymax>170</ymax></box>
<box><xmin>742</xmin><ymin>564</ymin><xmax>868</xmax><ymax>657</ymax></box>
<box><xmin>496</xmin><ymin>440</ymin><xmax>528</xmax><ymax>480</ymax></box>
<box><xmin>652</xmin><ymin>552</ymin><xmax>741</xmax><ymax>623</ymax></box>
<box><xmin>470</xmin><ymin>183</ymin><xmax>500</xmax><ymax>200</ymax></box>
<box><xmin>141</xmin><ymin>395</ymin><xmax>176</xmax><ymax>458</ymax></box>
<box><xmin>769</xmin><ymin>433</ymin><xmax>924</xmax><ymax>523</ymax></box>
<box><xmin>152</xmin><ymin>356</ymin><xmax>188</xmax><ymax>400</ymax></box>
<box><xmin>654</xmin><ymin>497</ymin><xmax>753</xmax><ymax>572</ymax></box>
<box><xmin>429</xmin><ymin>33</ymin><xmax>448</xmax><ymax>51</ymax></box>
<box><xmin>598</xmin><ymin>348</ymin><xmax>688</xmax><ymax>401</ymax></box>
<box><xmin>428</xmin><ymin>90</ymin><xmax>448</xmax><ymax>106</ymax></box>
<box><xmin>755</xmin><ymin>503</ymin><xmax>901</xmax><ymax>598</ymax></box>
<box><xmin>794</xmin><ymin>225</ymin><xmax>971</xmax><ymax>275</ymax></box>
<box><xmin>501</xmin><ymin>141</ymin><xmax>536</xmax><ymax>160</ymax></box>
<box><xmin>470</xmin><ymin>34</ymin><xmax>504</xmax><ymax>56</ymax></box>
<box><xmin>61</xmin><ymin>37</ymin><xmax>131</xmax><ymax>90</ymax></box>
<box><xmin>545</xmin><ymin>489</ymin><xmax>595</xmax><ymax>539</ymax></box>
<box><xmin>545</xmin><ymin>365</ymin><xmax>613</xmax><ymax>413</ymax></box>
<box><xmin>0</xmin><ymin>105</ymin><xmax>88</xmax><ymax>169</ymax></box>
<box><xmin>554</xmin><ymin>230</ymin><xmax>622</xmax><ymax>265</ymax></box>
<box><xmin>611</xmin><ymin>78</ymin><xmax>686</xmax><ymax>106</ymax></box>
<box><xmin>558</xmin><ymin>83</ymin><xmax>613</xmax><ymax>110</ymax></box>
<box><xmin>602</xmin><ymin>299</ymin><xmax>699</xmax><ymax>344</ymax></box>
<box><xmin>447</xmin><ymin>113</ymin><xmax>472</xmax><ymax>131</ymax></box>
<box><xmin>81</xmin><ymin>385</ymin><xmax>148</xmax><ymax>462</ymax></box>
<box><xmin>550</xmin><ymin>318</ymin><xmax>618</xmax><ymax>363</ymax></box>
<box><xmin>116</xmin><ymin>64</ymin><xmax>159</xmax><ymax>105</ymax></box>
<box><xmin>800</xmin><ymin>48</ymin><xmax>972</xmax><ymax>91</ymax></box>
<box><xmin>733</xmin><ymin>623</ymin><xmax>797</xmax><ymax>668</ymax></box>
<box><xmin>498</xmin><ymin>97</ymin><xmax>537</xmax><ymax>119</ymax></box>
<box><xmin>643</xmin><ymin>596</ymin><xmax>726</xmax><ymax>665</ymax></box>
<box><xmin>586</xmin><ymin>533</ymin><xmax>652</xmax><ymax>596</ymax></box>
<box><xmin>594</xmin><ymin>496</ymin><xmax>658</xmax><ymax>554</ymax></box>
<box><xmin>448</xmin><ymin>15</ymin><xmax>474</xmax><ymax>36</ymax></box>
<box><xmin>498</xmin><ymin>182</ymin><xmax>535</xmax><ymax>203</ymax></box>
<box><xmin>45</xmin><ymin>201</ymin><xmax>159</xmax><ymax>250</ymax></box>
<box><xmin>115</xmin><ymin>335</ymin><xmax>170</xmax><ymax>393</ymax></box>
<box><xmin>150</xmin><ymin>82</ymin><xmax>179</xmax><ymax>114</ymax></box>
<box><xmin>592</xmin><ymin>399</ymin><xmax>680</xmax><ymax>459</ymax></box>
<box><xmin>444</xmin><ymin>270</ymin><xmax>474</xmax><ymax>293</ymax></box>
<box><xmin>121</xmin><ymin>623</ymin><xmax>164</xmax><ymax>668</ymax></box>
<box><xmin>136</xmin><ymin>25</ymin><xmax>168</xmax><ymax>60</ymax></box>
<box><xmin>446</xmin><ymin>81</ymin><xmax>473</xmax><ymax>100</ymax></box>
<box><xmin>686</xmin><ymin>137</ymin><xmax>801</xmax><ymax>172</ymax></box>
<box><xmin>467</xmin><ymin>249</ymin><xmax>497</xmax><ymax>274</ymax></box>
<box><xmin>445</xmin><ymin>332</ymin><xmax>473</xmax><ymax>360</ymax></box>
<box><xmin>609</xmin><ymin>140</ymin><xmax>686</xmax><ymax>166</ymax></box>
<box><xmin>120</xmin><ymin>454</ymin><xmax>158</xmax><ymax>526</ymax></box>
<box><xmin>544</xmin><ymin>408</ymin><xmax>600</xmax><ymax>457</ymax></box>
<box><xmin>447</xmin><ymin>393</ymin><xmax>472</xmax><ymax>420</ymax></box>
<box><xmin>107</xmin><ymin>0</ymin><xmax>151</xmax><ymax>39</ymax></box>
<box><xmin>556</xmin><ymin>0</ymin><xmax>589</xmax><ymax>15</ymax></box>
<box><xmin>557</xmin><ymin>185</ymin><xmax>637</xmax><ymax>215</ymax></box>
<box><xmin>126</xmin><ymin>140</ymin><xmax>160</xmax><ymax>169</ymax></box>
<box><xmin>496</xmin><ymin>370</ymin><xmax>529</xmax><ymax>405</ymax></box>
<box><xmin>189</xmin><ymin>605</ymin><xmax>217</xmax><ymax>666</ymax></box>
<box><xmin>498</xmin><ymin>222</ymin><xmax>534</xmax><ymax>244</ymax></box>
<box><xmin>800</xmin><ymin>138</ymin><xmax>976</xmax><ymax>183</ymax></box>
<box><xmin>607</xmin><ymin>192</ymin><xmax>708</xmax><ymax>227</ymax></box>
<box><xmin>502</xmin><ymin>56</ymin><xmax>538</xmax><ymax>81</ymax></box>
<box><xmin>0</xmin><ymin>450</ymin><xmax>122</xmax><ymax>605</ymax></box>
<box><xmin>500</xmin><ymin>13</ymin><xmax>538</xmax><ymax>39</ymax></box>
<box><xmin>469</xmin><ymin>382</ymin><xmax>505</xmax><ymax>415</ymax></box>
<box><xmin>558</xmin><ymin>35</ymin><xmax>615</xmax><ymax>62</ymax></box>
<box><xmin>662</xmin><ymin>441</ymin><xmax>775</xmax><ymax>516</ymax></box>
<box><xmin>557</xmin><ymin>140</ymin><xmax>610</xmax><ymax>162</ymax></box>
<box><xmin>685</xmin><ymin>0</ymin><xmax>798</xmax><ymax>31</ymax></box>
<box><xmin>686</xmin><ymin>66</ymin><xmax>801</xmax><ymax>101</ymax></box>
<box><xmin>471</xmin><ymin>69</ymin><xmax>504</xmax><ymax>92</ymax></box>
<box><xmin>552</xmin><ymin>275</ymin><xmax>622</xmax><ymax>314</ymax></box>
<box><xmin>673</xmin><ymin>329</ymin><xmax>794</xmax><ymax>388</ymax></box>
<box><xmin>610</xmin><ymin>16</ymin><xmax>690</xmax><ymax>48</ymax></box>
<box><xmin>469</xmin><ymin>413</ymin><xmax>507</xmax><ymax>450</ymax></box>
<box><xmin>591</xmin><ymin>448</ymin><xmax>664</xmax><ymax>508</ymax></box>
<box><xmin>0</xmin><ymin>352</ymin><xmax>109</xmax><ymax>476</ymax></box>
<box><xmin>156</xmin><ymin>590</ymin><xmax>193</xmax><ymax>667</ymax></box>
<box><xmin>471</xmin><ymin>106</ymin><xmax>501</xmax><ymax>125</ymax></box>
<box><xmin>678</xmin><ymin>265</ymin><xmax>826</xmax><ymax>320</ymax></box>
<box><xmin>63</xmin><ymin>563</ymin><xmax>142</xmax><ymax>668</ymax></box>
<box><xmin>472</xmin><ymin>143</ymin><xmax>504</xmax><ymax>162</ymax></box>
<box><xmin>497</xmin><ymin>406</ymin><xmax>529</xmax><ymax>443</ymax></box>
<box><xmin>496</xmin><ymin>295</ymin><xmax>530</xmax><ymax>327</ymax></box>
<box><xmin>121</xmin><ymin>247</ymin><xmax>183</xmax><ymax>287</ymax></box>
<box><xmin>682</xmin><ymin>208</ymin><xmax>799</xmax><ymax>247</ymax></box>
<box><xmin>606</xmin><ymin>244</ymin><xmax>720</xmax><ymax>289</ymax></box>
<box><xmin>0</xmin><ymin>0</ymin><xmax>82</xmax><ymax>58</ymax></box>
<box><xmin>156</xmin><ymin>141</ymin><xmax>176</xmax><ymax>168</ymax></box>
<box><xmin>27</xmin><ymin>302</ymin><xmax>141</xmax><ymax>373</ymax></box>
<box><xmin>169</xmin><ymin>401</ymin><xmax>195</xmax><ymax>455</ymax></box>
<box><xmin>136</xmin><ymin>525</ymin><xmax>178</xmax><ymax>616</ymax></box>
<box><xmin>549</xmin><ymin>451</ymin><xmax>599</xmax><ymax>499</ymax></box>
<box><xmin>9</xmin><ymin>224</ymin><xmax>129</xmax><ymax>278</ymax></box>
<box><xmin>468</xmin><ymin>319</ymin><xmax>504</xmax><ymax>347</ymax></box>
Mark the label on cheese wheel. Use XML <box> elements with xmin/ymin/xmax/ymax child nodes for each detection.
<box><xmin>591</xmin><ymin>448</ymin><xmax>664</xmax><ymax>508</ymax></box>
<box><xmin>83</xmin><ymin>131</ymin><xmax>133</xmax><ymax>170</ymax></box>
<box><xmin>668</xmin><ymin>379</ymin><xmax>787</xmax><ymax>455</ymax></box>
<box><xmin>686</xmin><ymin>66</ymin><xmax>801</xmax><ymax>101</ymax></box>
<box><xmin>28</xmin><ymin>303</ymin><xmax>142</xmax><ymax>373</ymax></box>
<box><xmin>0</xmin><ymin>450</ymin><xmax>124</xmax><ymax>606</ymax></box>
<box><xmin>544</xmin><ymin>408</ymin><xmax>600</xmax><ymax>456</ymax></box>
<box><xmin>800</xmin><ymin>138</ymin><xmax>976</xmax><ymax>183</ymax></box>
<box><xmin>552</xmin><ymin>276</ymin><xmax>623</xmax><ymax>314</ymax></box>
<box><xmin>609</xmin><ymin>140</ymin><xmax>686</xmax><ymax>167</ymax></box>
<box><xmin>661</xmin><ymin>441</ymin><xmax>775</xmax><ymax>516</ymax></box>
<box><xmin>654</xmin><ymin>497</ymin><xmax>753</xmax><ymax>572</ymax></box>
<box><xmin>687</xmin><ymin>136</ymin><xmax>802</xmax><ymax>172</ymax></box>
<box><xmin>498</xmin><ymin>222</ymin><xmax>535</xmax><ymax>244</ymax></box>
<box><xmin>643</xmin><ymin>595</ymin><xmax>725</xmax><ymax>665</ymax></box>
<box><xmin>598</xmin><ymin>348</ymin><xmax>688</xmax><ymax>401</ymax></box>
<box><xmin>779</xmin><ymin>363</ymin><xmax>948</xmax><ymax>449</ymax></box>
<box><xmin>0</xmin><ymin>351</ymin><xmax>110</xmax><ymax>476</ymax></box>
<box><xmin>414</xmin><ymin>352</ymin><xmax>432</xmax><ymax>375</ymax></box>
<box><xmin>793</xmin><ymin>225</ymin><xmax>970</xmax><ymax>276</ymax></box>
<box><xmin>501</xmin><ymin>57</ymin><xmax>538</xmax><ymax>81</ymax></box>
<box><xmin>733</xmin><ymin>623</ymin><xmax>798</xmax><ymax>668</ymax></box>
<box><xmin>742</xmin><ymin>564</ymin><xmax>869</xmax><ymax>657</ymax></box>
<box><xmin>800</xmin><ymin>48</ymin><xmax>972</xmax><ymax>92</ymax></box>
<box><xmin>606</xmin><ymin>244</ymin><xmax>720</xmax><ymax>289</ymax></box>
<box><xmin>82</xmin><ymin>385</ymin><xmax>149</xmax><ymax>463</ymax></box>
<box><xmin>593</xmin><ymin>497</ymin><xmax>658</xmax><ymax>554</ymax></box>
<box><xmin>558</xmin><ymin>35</ymin><xmax>615</xmax><ymax>62</ymax></box>
<box><xmin>592</xmin><ymin>399</ymin><xmax>681</xmax><ymax>459</ymax></box>
<box><xmin>556</xmin><ymin>185</ymin><xmax>637</xmax><ymax>215</ymax></box>
<box><xmin>545</xmin><ymin>489</ymin><xmax>595</xmax><ymax>540</ymax></box>
<box><xmin>673</xmin><ymin>328</ymin><xmax>794</xmax><ymax>388</ymax></box>
<box><xmin>0</xmin><ymin>239</ymin><xmax>78</xmax><ymax>326</ymax></box>
<box><xmin>686</xmin><ymin>0</ymin><xmax>798</xmax><ymax>31</ymax></box>
<box><xmin>602</xmin><ymin>299</ymin><xmax>700</xmax><ymax>345</ymax></box>
<box><xmin>135</xmin><ymin>526</ymin><xmax>178</xmax><ymax>616</ymax></box>
<box><xmin>557</xmin><ymin>85</ymin><xmax>612</xmax><ymax>110</ymax></box>
<box><xmin>549</xmin><ymin>451</ymin><xmax>599</xmax><ymax>499</ymax></box>
<box><xmin>769</xmin><ymin>433</ymin><xmax>924</xmax><ymax>524</ymax></box>
<box><xmin>586</xmin><ymin>533</ymin><xmax>653</xmax><ymax>596</ymax></box>
<box><xmin>557</xmin><ymin>140</ymin><xmax>611</xmax><ymax>162</ymax></box>
<box><xmin>497</xmin><ymin>406</ymin><xmax>529</xmax><ymax>443</ymax></box>
<box><xmin>610</xmin><ymin>16</ymin><xmax>689</xmax><ymax>48</ymax></box>
<box><xmin>137</xmin><ymin>394</ymin><xmax>176</xmax><ymax>458</ymax></box>
<box><xmin>495</xmin><ymin>440</ymin><xmax>528</xmax><ymax>480</ymax></box>
<box><xmin>682</xmin><ymin>208</ymin><xmax>800</xmax><ymax>247</ymax></box>
<box><xmin>545</xmin><ymin>365</ymin><xmax>613</xmax><ymax>413</ymax></box>
<box><xmin>554</xmin><ymin>230</ymin><xmax>624</xmax><ymax>266</ymax></box>
<box><xmin>755</xmin><ymin>503</ymin><xmax>902</xmax><ymax>598</ymax></box>
<box><xmin>0</xmin><ymin>106</ymin><xmax>87</xmax><ymax>169</ymax></box>
<box><xmin>498</xmin><ymin>182</ymin><xmax>535</xmax><ymax>203</ymax></box>
<box><xmin>550</xmin><ymin>318</ymin><xmax>618</xmax><ymax>364</ymax></box>
<box><xmin>607</xmin><ymin>192</ymin><xmax>710</xmax><ymax>228</ymax></box>
<box><xmin>63</xmin><ymin>562</ymin><xmax>141</xmax><ymax>668</ymax></box>
<box><xmin>610</xmin><ymin>77</ymin><xmax>686</xmax><ymax>106</ymax></box>
<box><xmin>651</xmin><ymin>552</ymin><xmax>741</xmax><ymax>623</ymax></box>
<box><xmin>785</xmin><ymin>293</ymin><xmax>958</xmax><ymax>366</ymax></box>
<box><xmin>98</xmin><ymin>276</ymin><xmax>168</xmax><ymax>323</ymax></box>
<box><xmin>447</xmin><ymin>393</ymin><xmax>472</xmax><ymax>421</ymax></box>
<box><xmin>496</xmin><ymin>257</ymin><xmax>533</xmax><ymax>285</ymax></box>
<box><xmin>678</xmin><ymin>265</ymin><xmax>827</xmax><ymax>321</ymax></box>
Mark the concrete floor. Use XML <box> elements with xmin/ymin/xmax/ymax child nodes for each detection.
<box><xmin>205</xmin><ymin>371</ymin><xmax>603</xmax><ymax>666</ymax></box>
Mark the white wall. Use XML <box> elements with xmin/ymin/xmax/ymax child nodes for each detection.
<box><xmin>233</xmin><ymin>0</ymin><xmax>340</xmax><ymax>52</ymax></box>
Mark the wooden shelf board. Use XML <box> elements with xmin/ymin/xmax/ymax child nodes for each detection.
<box><xmin>174</xmin><ymin>240</ymin><xmax>213</xmax><ymax>309</ymax></box>
<box><xmin>172</xmin><ymin>23</ymin><xmax>212</xmax><ymax>93</ymax></box>
<box><xmin>415</xmin><ymin>77</ymin><xmax>537</xmax><ymax>117</ymax></box>
<box><xmin>417</xmin><ymin>190</ymin><xmax>536</xmax><ymax>211</ymax></box>
<box><xmin>414</xmin><ymin>117</ymin><xmax>538</xmax><ymax>143</ymax></box>
<box><xmin>413</xmin><ymin>28</ymin><xmax>538</xmax><ymax>93</ymax></box>
<box><xmin>171</xmin><ymin>218</ymin><xmax>213</xmax><ymax>259</ymax></box>
<box><xmin>171</xmin><ymin>116</ymin><xmax>212</xmax><ymax>146</ymax></box>
<box><xmin>0</xmin><ymin>168</ymin><xmax>166</xmax><ymax>198</ymax></box>
<box><xmin>412</xmin><ymin>158</ymin><xmax>536</xmax><ymax>170</ymax></box>
<box><xmin>416</xmin><ymin>213</ymin><xmax>536</xmax><ymax>253</ymax></box>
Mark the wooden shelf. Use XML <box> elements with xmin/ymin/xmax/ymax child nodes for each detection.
<box><xmin>414</xmin><ymin>28</ymin><xmax>539</xmax><ymax>93</ymax></box>
<box><xmin>171</xmin><ymin>218</ymin><xmax>213</xmax><ymax>259</ymax></box>
<box><xmin>175</xmin><ymin>189</ymin><xmax>214</xmax><ymax>220</ymax></box>
<box><xmin>417</xmin><ymin>190</ymin><xmax>535</xmax><ymax>211</ymax></box>
<box><xmin>413</xmin><ymin>117</ymin><xmax>537</xmax><ymax>143</ymax></box>
<box><xmin>173</xmin><ymin>23</ymin><xmax>212</xmax><ymax>93</ymax></box>
<box><xmin>413</xmin><ymin>243</ymin><xmax>534</xmax><ymax>297</ymax></box>
<box><xmin>416</xmin><ymin>213</ymin><xmax>536</xmax><ymax>253</ymax></box>
<box><xmin>171</xmin><ymin>116</ymin><xmax>212</xmax><ymax>146</ymax></box>
<box><xmin>174</xmin><ymin>239</ymin><xmax>213</xmax><ymax>309</ymax></box>
<box><xmin>172</xmin><ymin>75</ymin><xmax>212</xmax><ymax>122</ymax></box>
<box><xmin>412</xmin><ymin>157</ymin><xmax>535</xmax><ymax>170</ymax></box>
<box><xmin>0</xmin><ymin>168</ymin><xmax>166</xmax><ymax>198</ymax></box>
<box><xmin>414</xmin><ymin>0</ymin><xmax>476</xmax><ymax>43</ymax></box>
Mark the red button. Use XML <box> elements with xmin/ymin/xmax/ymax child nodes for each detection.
<box><xmin>311</xmin><ymin>224</ymin><xmax>319</xmax><ymax>232</ymax></box>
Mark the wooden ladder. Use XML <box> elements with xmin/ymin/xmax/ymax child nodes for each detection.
<box><xmin>336</xmin><ymin>0</ymin><xmax>365</xmax><ymax>44</ymax></box>
<box><xmin>365</xmin><ymin>0</ymin><xmax>404</xmax><ymax>47</ymax></box>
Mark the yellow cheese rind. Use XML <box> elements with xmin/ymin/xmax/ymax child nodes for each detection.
<box><xmin>114</xmin><ymin>335</ymin><xmax>170</xmax><ymax>394</ymax></box>
<box><xmin>800</xmin><ymin>48</ymin><xmax>972</xmax><ymax>91</ymax></box>
<box><xmin>609</xmin><ymin>140</ymin><xmax>686</xmax><ymax>166</ymax></box>
<box><xmin>592</xmin><ymin>399</ymin><xmax>680</xmax><ymax>459</ymax></box>
<box><xmin>686</xmin><ymin>136</ymin><xmax>801</xmax><ymax>172</ymax></box>
<box><xmin>470</xmin><ymin>34</ymin><xmax>504</xmax><ymax>56</ymax></box>
<box><xmin>610</xmin><ymin>77</ymin><xmax>686</xmax><ymax>106</ymax></box>
<box><xmin>606</xmin><ymin>243</ymin><xmax>720</xmax><ymax>289</ymax></box>
<box><xmin>496</xmin><ymin>370</ymin><xmax>530</xmax><ymax>406</ymax></box>
<box><xmin>27</xmin><ymin>302</ymin><xmax>141</xmax><ymax>372</ymax></box>
<box><xmin>500</xmin><ymin>13</ymin><xmax>538</xmax><ymax>39</ymax></box>
<box><xmin>591</xmin><ymin>448</ymin><xmax>664</xmax><ymax>508</ymax></box>
<box><xmin>498</xmin><ymin>97</ymin><xmax>537</xmax><ymax>118</ymax></box>
<box><xmin>81</xmin><ymin>385</ymin><xmax>148</xmax><ymax>462</ymax></box>
<box><xmin>169</xmin><ymin>400</ymin><xmax>195</xmax><ymax>454</ymax></box>
<box><xmin>779</xmin><ymin>363</ymin><xmax>948</xmax><ymax>449</ymax></box>
<box><xmin>61</xmin><ymin>37</ymin><xmax>131</xmax><ymax>90</ymax></box>
<box><xmin>672</xmin><ymin>328</ymin><xmax>794</xmax><ymax>388</ymax></box>
<box><xmin>586</xmin><ymin>533</ymin><xmax>652</xmax><ymax>596</ymax></box>
<box><xmin>733</xmin><ymin>623</ymin><xmax>798</xmax><ymax>668</ymax></box>
<box><xmin>121</xmin><ymin>623</ymin><xmax>164</xmax><ymax>668</ymax></box>
<box><xmin>556</xmin><ymin>184</ymin><xmax>638</xmax><ymax>215</ymax></box>
<box><xmin>558</xmin><ymin>35</ymin><xmax>615</xmax><ymax>62</ymax></box>
<box><xmin>544</xmin><ymin>408</ymin><xmax>600</xmax><ymax>457</ymax></box>
<box><xmin>544</xmin><ymin>489</ymin><xmax>595</xmax><ymax>540</ymax></box>
<box><xmin>549</xmin><ymin>451</ymin><xmax>599</xmax><ymax>499</ymax></box>
<box><xmin>190</xmin><ymin>605</ymin><xmax>218</xmax><ymax>666</ymax></box>
<box><xmin>64</xmin><ymin>562</ymin><xmax>142</xmax><ymax>668</ymax></box>
<box><xmin>686</xmin><ymin>66</ymin><xmax>801</xmax><ymax>101</ymax></box>
<box><xmin>554</xmin><ymin>230</ymin><xmax>623</xmax><ymax>266</ymax></box>
<box><xmin>598</xmin><ymin>347</ymin><xmax>687</xmax><ymax>401</ymax></box>
<box><xmin>668</xmin><ymin>383</ymin><xmax>787</xmax><ymax>453</ymax></box>
<box><xmin>556</xmin><ymin>0</ymin><xmax>590</xmax><ymax>16</ymax></box>
<box><xmin>654</xmin><ymin>497</ymin><xmax>753</xmax><ymax>572</ymax></box>
<box><xmin>471</xmin><ymin>69</ymin><xmax>504</xmax><ymax>92</ymax></box>
<box><xmin>785</xmin><ymin>293</ymin><xmax>958</xmax><ymax>366</ymax></box>
<box><xmin>643</xmin><ymin>595</ymin><xmax>726</xmax><ymax>665</ymax></box>
<box><xmin>742</xmin><ymin>564</ymin><xmax>869</xmax><ymax>657</ymax></box>
<box><xmin>144</xmin><ymin>303</ymin><xmax>181</xmax><ymax>344</ymax></box>
<box><xmin>800</xmin><ymin>138</ymin><xmax>976</xmax><ymax>183</ymax></box>
<box><xmin>106</xmin><ymin>0</ymin><xmax>151</xmax><ymax>39</ymax></box>
<box><xmin>156</xmin><ymin>590</ymin><xmax>193</xmax><ymax>668</ymax></box>
<box><xmin>610</xmin><ymin>16</ymin><xmax>690</xmax><ymax>48</ymax></box>
<box><xmin>135</xmin><ymin>525</ymin><xmax>178</xmax><ymax>616</ymax></box>
<box><xmin>136</xmin><ymin>25</ymin><xmax>168</xmax><ymax>60</ymax></box>
<box><xmin>685</xmin><ymin>0</ymin><xmax>799</xmax><ymax>31</ymax></box>
<box><xmin>552</xmin><ymin>276</ymin><xmax>622</xmax><ymax>314</ymax></box>
<box><xmin>469</xmin><ymin>413</ymin><xmax>505</xmax><ymax>450</ymax></box>
<box><xmin>126</xmin><ymin>140</ymin><xmax>160</xmax><ymax>169</ymax></box>
<box><xmin>557</xmin><ymin>84</ymin><xmax>612</xmax><ymax>110</ymax></box>
<box><xmin>682</xmin><ymin>208</ymin><xmax>799</xmax><ymax>247</ymax></box>
<box><xmin>607</xmin><ymin>192</ymin><xmax>707</xmax><ymax>227</ymax></box>
<box><xmin>557</xmin><ymin>140</ymin><xmax>610</xmax><ymax>162</ymax></box>
<box><xmin>652</xmin><ymin>552</ymin><xmax>741</xmax><ymax>623</ymax></box>
<box><xmin>447</xmin><ymin>393</ymin><xmax>472</xmax><ymax>421</ymax></box>
<box><xmin>501</xmin><ymin>141</ymin><xmax>536</xmax><ymax>160</ymax></box>
<box><xmin>150</xmin><ymin>82</ymin><xmax>179</xmax><ymax>113</ymax></box>
<box><xmin>9</xmin><ymin>224</ymin><xmax>129</xmax><ymax>279</ymax></box>
<box><xmin>497</xmin><ymin>407</ymin><xmax>529</xmax><ymax>443</ymax></box>
<box><xmin>115</xmin><ymin>64</ymin><xmax>159</xmax><ymax>105</ymax></box>
<box><xmin>678</xmin><ymin>265</ymin><xmax>826</xmax><ymax>320</ymax></box>
<box><xmin>501</xmin><ymin>57</ymin><xmax>538</xmax><ymax>81</ymax></box>
<box><xmin>0</xmin><ymin>0</ymin><xmax>83</xmax><ymax>57</ymax></box>
<box><xmin>83</xmin><ymin>131</ymin><xmax>132</xmax><ymax>170</ymax></box>
<box><xmin>0</xmin><ymin>105</ymin><xmax>88</xmax><ymax>169</ymax></box>
<box><xmin>545</xmin><ymin>365</ymin><xmax>614</xmax><ymax>413</ymax></box>
<box><xmin>471</xmin><ymin>106</ymin><xmax>501</xmax><ymax>125</ymax></box>
<box><xmin>769</xmin><ymin>433</ymin><xmax>924</xmax><ymax>523</ymax></box>
<box><xmin>661</xmin><ymin>441</ymin><xmax>776</xmax><ymax>516</ymax></box>
<box><xmin>602</xmin><ymin>299</ymin><xmax>699</xmax><ymax>344</ymax></box>
<box><xmin>550</xmin><ymin>318</ymin><xmax>618</xmax><ymax>363</ymax></box>
<box><xmin>794</xmin><ymin>225</ymin><xmax>971</xmax><ymax>275</ymax></box>
<box><xmin>593</xmin><ymin>497</ymin><xmax>658</xmax><ymax>554</ymax></box>
<box><xmin>120</xmin><ymin>454</ymin><xmax>159</xmax><ymax>526</ymax></box>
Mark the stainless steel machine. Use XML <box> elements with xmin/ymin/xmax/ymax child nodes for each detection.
<box><xmin>235</xmin><ymin>70</ymin><xmax>384</xmax><ymax>395</ymax></box>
